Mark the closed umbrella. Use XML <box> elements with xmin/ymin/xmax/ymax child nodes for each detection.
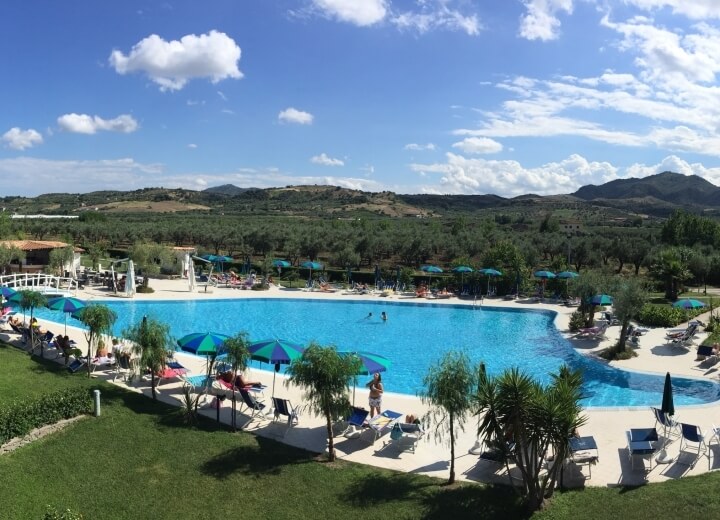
<box><xmin>248</xmin><ymin>339</ymin><xmax>306</xmax><ymax>399</ymax></box>
<box><xmin>657</xmin><ymin>372</ymin><xmax>675</xmax><ymax>464</ymax></box>
<box><xmin>339</xmin><ymin>351</ymin><xmax>391</xmax><ymax>405</ymax></box>
<box><xmin>188</xmin><ymin>259</ymin><xmax>196</xmax><ymax>292</ymax></box>
<box><xmin>47</xmin><ymin>296</ymin><xmax>87</xmax><ymax>335</ymax></box>
<box><xmin>125</xmin><ymin>260</ymin><xmax>136</xmax><ymax>298</ymax></box>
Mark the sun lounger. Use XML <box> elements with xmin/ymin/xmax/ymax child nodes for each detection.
<box><xmin>367</xmin><ymin>410</ymin><xmax>403</xmax><ymax>444</ymax></box>
<box><xmin>568</xmin><ymin>435</ymin><xmax>599</xmax><ymax>478</ymax></box>
<box><xmin>383</xmin><ymin>421</ymin><xmax>425</xmax><ymax>453</ymax></box>
<box><xmin>626</xmin><ymin>428</ymin><xmax>659</xmax><ymax>471</ymax></box>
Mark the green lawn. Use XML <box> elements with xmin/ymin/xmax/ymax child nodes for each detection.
<box><xmin>3</xmin><ymin>343</ymin><xmax>720</xmax><ymax>520</ymax></box>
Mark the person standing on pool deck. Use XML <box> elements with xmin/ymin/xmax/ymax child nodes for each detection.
<box><xmin>367</xmin><ymin>372</ymin><xmax>384</xmax><ymax>417</ymax></box>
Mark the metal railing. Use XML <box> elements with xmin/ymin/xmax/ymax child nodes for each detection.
<box><xmin>0</xmin><ymin>273</ymin><xmax>79</xmax><ymax>296</ymax></box>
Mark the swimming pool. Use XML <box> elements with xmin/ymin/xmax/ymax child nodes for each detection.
<box><xmin>35</xmin><ymin>298</ymin><xmax>720</xmax><ymax>407</ymax></box>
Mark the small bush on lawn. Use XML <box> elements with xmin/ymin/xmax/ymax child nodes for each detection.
<box><xmin>43</xmin><ymin>506</ymin><xmax>83</xmax><ymax>519</ymax></box>
<box><xmin>0</xmin><ymin>387</ymin><xmax>93</xmax><ymax>445</ymax></box>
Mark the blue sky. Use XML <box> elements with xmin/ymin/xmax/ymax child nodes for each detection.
<box><xmin>3</xmin><ymin>0</ymin><xmax>720</xmax><ymax>197</ymax></box>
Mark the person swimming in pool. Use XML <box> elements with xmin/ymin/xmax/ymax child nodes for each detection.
<box><xmin>381</xmin><ymin>312</ymin><xmax>387</xmax><ymax>321</ymax></box>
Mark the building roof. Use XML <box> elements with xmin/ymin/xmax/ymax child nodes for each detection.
<box><xmin>0</xmin><ymin>240</ymin><xmax>71</xmax><ymax>251</ymax></box>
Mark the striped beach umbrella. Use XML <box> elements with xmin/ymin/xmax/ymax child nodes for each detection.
<box><xmin>47</xmin><ymin>296</ymin><xmax>87</xmax><ymax>335</ymax></box>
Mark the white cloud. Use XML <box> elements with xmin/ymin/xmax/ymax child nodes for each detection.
<box><xmin>393</xmin><ymin>3</ymin><xmax>480</xmax><ymax>36</ymax></box>
<box><xmin>410</xmin><ymin>152</ymin><xmax>619</xmax><ymax>196</ymax></box>
<box><xmin>625</xmin><ymin>1</ymin><xmax>720</xmax><ymax>20</ymax></box>
<box><xmin>187</xmin><ymin>143</ymin><xmax>197</xmax><ymax>149</ymax></box>
<box><xmin>109</xmin><ymin>30</ymin><xmax>242</xmax><ymax>91</ymax></box>
<box><xmin>57</xmin><ymin>113</ymin><xmax>139</xmax><ymax>134</ymax></box>
<box><xmin>311</xmin><ymin>153</ymin><xmax>344</xmax><ymax>166</ymax></box>
<box><xmin>308</xmin><ymin>0</ymin><xmax>480</xmax><ymax>35</ymax></box>
<box><xmin>404</xmin><ymin>143</ymin><xmax>436</xmax><ymax>151</ymax></box>
<box><xmin>625</xmin><ymin>154</ymin><xmax>720</xmax><ymax>185</ymax></box>
<box><xmin>217</xmin><ymin>90</ymin><xmax>227</xmax><ymax>101</ymax></box>
<box><xmin>278</xmin><ymin>107</ymin><xmax>314</xmax><ymax>125</ymax></box>
<box><xmin>311</xmin><ymin>0</ymin><xmax>387</xmax><ymax>26</ymax></box>
<box><xmin>1</xmin><ymin>127</ymin><xmax>43</xmax><ymax>150</ymax></box>
<box><xmin>519</xmin><ymin>0</ymin><xmax>574</xmax><ymax>41</ymax></box>
<box><xmin>452</xmin><ymin>137</ymin><xmax>503</xmax><ymax>154</ymax></box>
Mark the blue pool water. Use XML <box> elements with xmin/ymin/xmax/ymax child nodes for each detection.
<box><xmin>34</xmin><ymin>298</ymin><xmax>720</xmax><ymax>407</ymax></box>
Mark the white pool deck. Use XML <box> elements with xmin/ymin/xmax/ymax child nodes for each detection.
<box><xmin>4</xmin><ymin>278</ymin><xmax>720</xmax><ymax>488</ymax></box>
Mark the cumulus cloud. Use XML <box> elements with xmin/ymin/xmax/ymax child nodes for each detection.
<box><xmin>404</xmin><ymin>143</ymin><xmax>436</xmax><ymax>151</ymax></box>
<box><xmin>109</xmin><ymin>30</ymin><xmax>242</xmax><ymax>91</ymax></box>
<box><xmin>519</xmin><ymin>0</ymin><xmax>574</xmax><ymax>41</ymax></box>
<box><xmin>452</xmin><ymin>137</ymin><xmax>503</xmax><ymax>154</ymax></box>
<box><xmin>311</xmin><ymin>153</ymin><xmax>344</xmax><ymax>166</ymax></box>
<box><xmin>311</xmin><ymin>0</ymin><xmax>387</xmax><ymax>26</ymax></box>
<box><xmin>1</xmin><ymin>127</ymin><xmax>43</xmax><ymax>150</ymax></box>
<box><xmin>278</xmin><ymin>107</ymin><xmax>314</xmax><ymax>125</ymax></box>
<box><xmin>410</xmin><ymin>152</ymin><xmax>619</xmax><ymax>196</ymax></box>
<box><xmin>57</xmin><ymin>113</ymin><xmax>139</xmax><ymax>134</ymax></box>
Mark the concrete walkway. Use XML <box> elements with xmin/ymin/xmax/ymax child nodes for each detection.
<box><xmin>3</xmin><ymin>277</ymin><xmax>719</xmax><ymax>488</ymax></box>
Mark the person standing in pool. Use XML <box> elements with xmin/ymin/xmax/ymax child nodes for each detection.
<box><xmin>367</xmin><ymin>372</ymin><xmax>384</xmax><ymax>417</ymax></box>
<box><xmin>381</xmin><ymin>311</ymin><xmax>387</xmax><ymax>321</ymax></box>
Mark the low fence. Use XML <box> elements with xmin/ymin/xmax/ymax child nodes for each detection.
<box><xmin>0</xmin><ymin>273</ymin><xmax>79</xmax><ymax>296</ymax></box>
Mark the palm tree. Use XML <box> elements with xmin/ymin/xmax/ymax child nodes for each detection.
<box><xmin>223</xmin><ymin>332</ymin><xmax>251</xmax><ymax>430</ymax></box>
<box><xmin>420</xmin><ymin>350</ymin><xmax>476</xmax><ymax>484</ymax></box>
<box><xmin>15</xmin><ymin>290</ymin><xmax>47</xmax><ymax>355</ymax></box>
<box><xmin>650</xmin><ymin>248</ymin><xmax>692</xmax><ymax>300</ymax></box>
<box><xmin>286</xmin><ymin>342</ymin><xmax>360</xmax><ymax>462</ymax></box>
<box><xmin>475</xmin><ymin>366</ymin><xmax>586</xmax><ymax>512</ymax></box>
<box><xmin>124</xmin><ymin>316</ymin><xmax>173</xmax><ymax>400</ymax></box>
<box><xmin>77</xmin><ymin>304</ymin><xmax>117</xmax><ymax>377</ymax></box>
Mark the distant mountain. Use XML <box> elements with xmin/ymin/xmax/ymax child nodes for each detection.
<box><xmin>573</xmin><ymin>172</ymin><xmax>720</xmax><ymax>207</ymax></box>
<box><xmin>203</xmin><ymin>184</ymin><xmax>256</xmax><ymax>196</ymax></box>
<box><xmin>5</xmin><ymin>172</ymin><xmax>720</xmax><ymax>219</ymax></box>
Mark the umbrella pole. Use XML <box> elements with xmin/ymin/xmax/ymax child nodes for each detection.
<box><xmin>353</xmin><ymin>376</ymin><xmax>357</xmax><ymax>406</ymax></box>
<box><xmin>64</xmin><ymin>314</ymin><xmax>68</xmax><ymax>336</ymax></box>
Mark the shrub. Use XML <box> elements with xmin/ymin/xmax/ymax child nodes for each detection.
<box><xmin>568</xmin><ymin>310</ymin><xmax>585</xmax><ymax>332</ymax></box>
<box><xmin>637</xmin><ymin>304</ymin><xmax>687</xmax><ymax>327</ymax></box>
<box><xmin>0</xmin><ymin>387</ymin><xmax>93</xmax><ymax>446</ymax></box>
<box><xmin>44</xmin><ymin>506</ymin><xmax>83</xmax><ymax>519</ymax></box>
<box><xmin>136</xmin><ymin>286</ymin><xmax>154</xmax><ymax>294</ymax></box>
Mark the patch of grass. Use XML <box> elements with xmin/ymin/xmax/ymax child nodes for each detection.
<box><xmin>0</xmin><ymin>344</ymin><xmax>527</xmax><ymax>519</ymax></box>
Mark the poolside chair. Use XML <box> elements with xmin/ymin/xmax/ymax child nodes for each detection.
<box><xmin>665</xmin><ymin>322</ymin><xmax>699</xmax><ymax>341</ymax></box>
<box><xmin>678</xmin><ymin>423</ymin><xmax>709</xmax><ymax>469</ymax></box>
<box><xmin>67</xmin><ymin>357</ymin><xmax>87</xmax><ymax>374</ymax></box>
<box><xmin>271</xmin><ymin>397</ymin><xmax>300</xmax><ymax>435</ymax></box>
<box><xmin>626</xmin><ymin>428</ymin><xmax>659</xmax><ymax>471</ymax></box>
<box><xmin>367</xmin><ymin>410</ymin><xmax>403</xmax><ymax>444</ymax></box>
<box><xmin>667</xmin><ymin>326</ymin><xmax>698</xmax><ymax>348</ymax></box>
<box><xmin>154</xmin><ymin>361</ymin><xmax>188</xmax><ymax>387</ymax></box>
<box><xmin>382</xmin><ymin>421</ymin><xmax>425</xmax><ymax>454</ymax></box>
<box><xmin>651</xmin><ymin>407</ymin><xmax>680</xmax><ymax>439</ymax></box>
<box><xmin>237</xmin><ymin>388</ymin><xmax>267</xmax><ymax>429</ymax></box>
<box><xmin>114</xmin><ymin>354</ymin><xmax>134</xmax><ymax>382</ymax></box>
<box><xmin>341</xmin><ymin>406</ymin><xmax>370</xmax><ymax>438</ymax></box>
<box><xmin>576</xmin><ymin>322</ymin><xmax>608</xmax><ymax>339</ymax></box>
<box><xmin>696</xmin><ymin>345</ymin><xmax>719</xmax><ymax>363</ymax></box>
<box><xmin>568</xmin><ymin>435</ymin><xmax>599</xmax><ymax>479</ymax></box>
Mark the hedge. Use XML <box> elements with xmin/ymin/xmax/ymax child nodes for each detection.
<box><xmin>637</xmin><ymin>304</ymin><xmax>705</xmax><ymax>328</ymax></box>
<box><xmin>0</xmin><ymin>387</ymin><xmax>93</xmax><ymax>446</ymax></box>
